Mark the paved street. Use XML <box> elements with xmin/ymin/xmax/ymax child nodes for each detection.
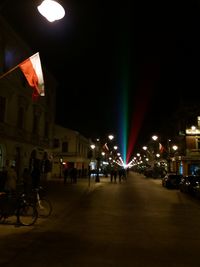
<box><xmin>1</xmin><ymin>172</ymin><xmax>200</xmax><ymax>267</ymax></box>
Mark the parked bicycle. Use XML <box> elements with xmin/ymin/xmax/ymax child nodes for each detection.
<box><xmin>28</xmin><ymin>186</ymin><xmax>52</xmax><ymax>218</ymax></box>
<box><xmin>0</xmin><ymin>191</ymin><xmax>38</xmax><ymax>226</ymax></box>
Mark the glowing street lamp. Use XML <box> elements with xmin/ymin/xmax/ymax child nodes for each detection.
<box><xmin>172</xmin><ymin>145</ymin><xmax>178</xmax><ymax>174</ymax></box>
<box><xmin>152</xmin><ymin>135</ymin><xmax>158</xmax><ymax>141</ymax></box>
<box><xmin>37</xmin><ymin>0</ymin><xmax>65</xmax><ymax>22</ymax></box>
<box><xmin>172</xmin><ymin>145</ymin><xmax>178</xmax><ymax>151</ymax></box>
<box><xmin>108</xmin><ymin>134</ymin><xmax>114</xmax><ymax>141</ymax></box>
<box><xmin>90</xmin><ymin>144</ymin><xmax>95</xmax><ymax>150</ymax></box>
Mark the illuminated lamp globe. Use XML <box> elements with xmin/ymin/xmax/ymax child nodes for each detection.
<box><xmin>37</xmin><ymin>0</ymin><xmax>65</xmax><ymax>22</ymax></box>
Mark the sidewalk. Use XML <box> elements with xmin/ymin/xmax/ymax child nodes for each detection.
<box><xmin>46</xmin><ymin>175</ymin><xmax>109</xmax><ymax>190</ymax></box>
<box><xmin>0</xmin><ymin>176</ymin><xmax>110</xmax><ymax>235</ymax></box>
<box><xmin>38</xmin><ymin>175</ymin><xmax>110</xmax><ymax>211</ymax></box>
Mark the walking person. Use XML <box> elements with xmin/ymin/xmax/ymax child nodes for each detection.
<box><xmin>29</xmin><ymin>150</ymin><xmax>41</xmax><ymax>189</ymax></box>
<box><xmin>113</xmin><ymin>166</ymin><xmax>118</xmax><ymax>183</ymax></box>
<box><xmin>119</xmin><ymin>167</ymin><xmax>127</xmax><ymax>183</ymax></box>
<box><xmin>118</xmin><ymin>168</ymin><xmax>123</xmax><ymax>183</ymax></box>
<box><xmin>63</xmin><ymin>166</ymin><xmax>69</xmax><ymax>184</ymax></box>
<box><xmin>70</xmin><ymin>167</ymin><xmax>78</xmax><ymax>184</ymax></box>
<box><xmin>110</xmin><ymin>169</ymin><xmax>114</xmax><ymax>183</ymax></box>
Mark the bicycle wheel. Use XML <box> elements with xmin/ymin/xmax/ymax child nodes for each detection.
<box><xmin>17</xmin><ymin>203</ymin><xmax>38</xmax><ymax>226</ymax></box>
<box><xmin>37</xmin><ymin>198</ymin><xmax>52</xmax><ymax>218</ymax></box>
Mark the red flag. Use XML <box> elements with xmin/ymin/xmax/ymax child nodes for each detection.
<box><xmin>102</xmin><ymin>143</ymin><xmax>109</xmax><ymax>152</ymax></box>
<box><xmin>19</xmin><ymin>52</ymin><xmax>45</xmax><ymax>100</ymax></box>
<box><xmin>159</xmin><ymin>143</ymin><xmax>165</xmax><ymax>153</ymax></box>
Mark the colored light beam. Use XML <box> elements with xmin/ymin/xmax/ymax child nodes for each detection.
<box><xmin>115</xmin><ymin>3</ymin><xmax>160</xmax><ymax>166</ymax></box>
<box><xmin>118</xmin><ymin>75</ymin><xmax>129</xmax><ymax>164</ymax></box>
<box><xmin>126</xmin><ymin>63</ymin><xmax>160</xmax><ymax>163</ymax></box>
<box><xmin>117</xmin><ymin>8</ymin><xmax>130</xmax><ymax>165</ymax></box>
<box><xmin>126</xmin><ymin>80</ymin><xmax>151</xmax><ymax>163</ymax></box>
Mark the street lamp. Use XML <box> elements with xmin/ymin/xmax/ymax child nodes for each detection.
<box><xmin>90</xmin><ymin>144</ymin><xmax>95</xmax><ymax>150</ymax></box>
<box><xmin>108</xmin><ymin>135</ymin><xmax>114</xmax><ymax>141</ymax></box>
<box><xmin>59</xmin><ymin>157</ymin><xmax>63</xmax><ymax>178</ymax></box>
<box><xmin>173</xmin><ymin>145</ymin><xmax>178</xmax><ymax>174</ymax></box>
<box><xmin>90</xmin><ymin>143</ymin><xmax>100</xmax><ymax>183</ymax></box>
<box><xmin>152</xmin><ymin>135</ymin><xmax>158</xmax><ymax>141</ymax></box>
<box><xmin>37</xmin><ymin>0</ymin><xmax>65</xmax><ymax>22</ymax></box>
<box><xmin>172</xmin><ymin>145</ymin><xmax>178</xmax><ymax>152</ymax></box>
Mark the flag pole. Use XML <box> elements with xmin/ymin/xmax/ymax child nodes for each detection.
<box><xmin>0</xmin><ymin>65</ymin><xmax>19</xmax><ymax>80</ymax></box>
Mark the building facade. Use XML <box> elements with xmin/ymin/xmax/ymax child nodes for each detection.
<box><xmin>180</xmin><ymin>116</ymin><xmax>200</xmax><ymax>175</ymax></box>
<box><xmin>51</xmin><ymin>125</ymin><xmax>90</xmax><ymax>179</ymax></box>
<box><xmin>0</xmin><ymin>16</ymin><xmax>57</xmax><ymax>179</ymax></box>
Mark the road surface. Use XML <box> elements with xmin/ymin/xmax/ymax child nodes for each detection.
<box><xmin>1</xmin><ymin>172</ymin><xmax>200</xmax><ymax>267</ymax></box>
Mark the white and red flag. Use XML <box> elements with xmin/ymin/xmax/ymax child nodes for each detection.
<box><xmin>159</xmin><ymin>143</ymin><xmax>165</xmax><ymax>153</ymax></box>
<box><xmin>19</xmin><ymin>52</ymin><xmax>45</xmax><ymax>99</ymax></box>
<box><xmin>102</xmin><ymin>143</ymin><xmax>109</xmax><ymax>152</ymax></box>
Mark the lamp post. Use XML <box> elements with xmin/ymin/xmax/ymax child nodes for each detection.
<box><xmin>95</xmin><ymin>139</ymin><xmax>101</xmax><ymax>183</ymax></box>
<box><xmin>172</xmin><ymin>145</ymin><xmax>178</xmax><ymax>174</ymax></box>
<box><xmin>90</xmin><ymin>142</ymin><xmax>100</xmax><ymax>183</ymax></box>
<box><xmin>167</xmin><ymin>139</ymin><xmax>171</xmax><ymax>172</ymax></box>
<box><xmin>59</xmin><ymin>157</ymin><xmax>63</xmax><ymax>178</ymax></box>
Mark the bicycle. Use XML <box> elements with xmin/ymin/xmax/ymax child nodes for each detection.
<box><xmin>0</xmin><ymin>191</ymin><xmax>38</xmax><ymax>226</ymax></box>
<box><xmin>29</xmin><ymin>186</ymin><xmax>52</xmax><ymax>218</ymax></box>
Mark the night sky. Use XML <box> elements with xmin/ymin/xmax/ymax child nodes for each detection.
<box><xmin>2</xmin><ymin>0</ymin><xmax>200</xmax><ymax>149</ymax></box>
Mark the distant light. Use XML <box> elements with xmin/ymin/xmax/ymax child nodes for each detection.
<box><xmin>191</xmin><ymin>126</ymin><xmax>196</xmax><ymax>130</ymax></box>
<box><xmin>108</xmin><ymin>135</ymin><xmax>114</xmax><ymax>140</ymax></box>
<box><xmin>152</xmin><ymin>135</ymin><xmax>158</xmax><ymax>141</ymax></box>
<box><xmin>172</xmin><ymin>145</ymin><xmax>178</xmax><ymax>151</ymax></box>
<box><xmin>186</xmin><ymin>127</ymin><xmax>200</xmax><ymax>135</ymax></box>
<box><xmin>90</xmin><ymin>144</ymin><xmax>95</xmax><ymax>150</ymax></box>
<box><xmin>37</xmin><ymin>0</ymin><xmax>65</xmax><ymax>22</ymax></box>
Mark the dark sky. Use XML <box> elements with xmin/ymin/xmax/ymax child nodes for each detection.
<box><xmin>2</xmin><ymin>0</ymin><xmax>200</xmax><ymax>147</ymax></box>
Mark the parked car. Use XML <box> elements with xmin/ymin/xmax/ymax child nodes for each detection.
<box><xmin>192</xmin><ymin>182</ymin><xmax>200</xmax><ymax>199</ymax></box>
<box><xmin>162</xmin><ymin>173</ymin><xmax>183</xmax><ymax>189</ymax></box>
<box><xmin>144</xmin><ymin>167</ymin><xmax>166</xmax><ymax>179</ymax></box>
<box><xmin>144</xmin><ymin>168</ymin><xmax>154</xmax><ymax>178</ymax></box>
<box><xmin>179</xmin><ymin>175</ymin><xmax>200</xmax><ymax>195</ymax></box>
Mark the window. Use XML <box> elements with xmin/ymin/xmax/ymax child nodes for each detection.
<box><xmin>17</xmin><ymin>106</ymin><xmax>24</xmax><ymax>129</ymax></box>
<box><xmin>53</xmin><ymin>138</ymin><xmax>60</xmax><ymax>148</ymax></box>
<box><xmin>62</xmin><ymin>142</ymin><xmax>68</xmax><ymax>152</ymax></box>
